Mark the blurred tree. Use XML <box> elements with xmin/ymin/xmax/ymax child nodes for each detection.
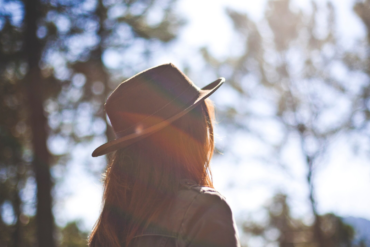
<box><xmin>59</xmin><ymin>221</ymin><xmax>88</xmax><ymax>247</ymax></box>
<box><xmin>243</xmin><ymin>194</ymin><xmax>310</xmax><ymax>247</ymax></box>
<box><xmin>350</xmin><ymin>1</ymin><xmax>370</xmax><ymax>143</ymax></box>
<box><xmin>23</xmin><ymin>0</ymin><xmax>56</xmax><ymax>246</ymax></box>
<box><xmin>0</xmin><ymin>1</ymin><xmax>36</xmax><ymax>246</ymax></box>
<box><xmin>354</xmin><ymin>0</ymin><xmax>370</xmax><ymax>41</ymax></box>
<box><xmin>0</xmin><ymin>0</ymin><xmax>182</xmax><ymax>246</ymax></box>
<box><xmin>202</xmin><ymin>0</ymin><xmax>365</xmax><ymax>246</ymax></box>
<box><xmin>242</xmin><ymin>193</ymin><xmax>356</xmax><ymax>247</ymax></box>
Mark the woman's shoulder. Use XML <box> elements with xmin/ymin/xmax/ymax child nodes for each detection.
<box><xmin>178</xmin><ymin>179</ymin><xmax>227</xmax><ymax>201</ymax></box>
<box><xmin>164</xmin><ymin>179</ymin><xmax>233</xmax><ymax>228</ymax></box>
<box><xmin>176</xmin><ymin>179</ymin><xmax>232</xmax><ymax>218</ymax></box>
<box><xmin>175</xmin><ymin>179</ymin><xmax>240</xmax><ymax>247</ymax></box>
<box><xmin>143</xmin><ymin>180</ymin><xmax>228</xmax><ymax>237</ymax></box>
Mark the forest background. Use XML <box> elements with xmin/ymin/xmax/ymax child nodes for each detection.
<box><xmin>1</xmin><ymin>0</ymin><xmax>370</xmax><ymax>246</ymax></box>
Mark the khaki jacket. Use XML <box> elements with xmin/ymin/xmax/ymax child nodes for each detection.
<box><xmin>129</xmin><ymin>180</ymin><xmax>241</xmax><ymax>247</ymax></box>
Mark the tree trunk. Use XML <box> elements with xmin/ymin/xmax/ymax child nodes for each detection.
<box><xmin>304</xmin><ymin>150</ymin><xmax>326</xmax><ymax>247</ymax></box>
<box><xmin>12</xmin><ymin>174</ymin><xmax>23</xmax><ymax>247</ymax></box>
<box><xmin>23</xmin><ymin>0</ymin><xmax>55</xmax><ymax>247</ymax></box>
<box><xmin>296</xmin><ymin>124</ymin><xmax>326</xmax><ymax>247</ymax></box>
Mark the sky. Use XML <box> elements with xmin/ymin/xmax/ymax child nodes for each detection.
<box><xmin>53</xmin><ymin>0</ymin><xmax>370</xmax><ymax>232</ymax></box>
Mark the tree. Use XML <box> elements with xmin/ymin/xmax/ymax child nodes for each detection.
<box><xmin>0</xmin><ymin>1</ymin><xmax>39</xmax><ymax>246</ymax></box>
<box><xmin>0</xmin><ymin>0</ymin><xmax>182</xmax><ymax>246</ymax></box>
<box><xmin>23</xmin><ymin>0</ymin><xmax>56</xmax><ymax>246</ymax></box>
<box><xmin>243</xmin><ymin>193</ymin><xmax>355</xmax><ymax>247</ymax></box>
<box><xmin>59</xmin><ymin>221</ymin><xmax>89</xmax><ymax>247</ymax></box>
<box><xmin>350</xmin><ymin>1</ymin><xmax>370</xmax><ymax>142</ymax></box>
<box><xmin>201</xmin><ymin>0</ymin><xmax>363</xmax><ymax>246</ymax></box>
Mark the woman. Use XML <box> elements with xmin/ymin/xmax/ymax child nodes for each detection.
<box><xmin>89</xmin><ymin>63</ymin><xmax>240</xmax><ymax>247</ymax></box>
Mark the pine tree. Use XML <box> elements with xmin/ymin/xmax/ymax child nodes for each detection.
<box><xmin>0</xmin><ymin>0</ymin><xmax>182</xmax><ymax>245</ymax></box>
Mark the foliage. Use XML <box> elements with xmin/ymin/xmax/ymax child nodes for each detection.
<box><xmin>201</xmin><ymin>0</ymin><xmax>370</xmax><ymax>246</ymax></box>
<box><xmin>242</xmin><ymin>193</ymin><xmax>357</xmax><ymax>247</ymax></box>
<box><xmin>0</xmin><ymin>0</ymin><xmax>182</xmax><ymax>246</ymax></box>
<box><xmin>59</xmin><ymin>221</ymin><xmax>88</xmax><ymax>247</ymax></box>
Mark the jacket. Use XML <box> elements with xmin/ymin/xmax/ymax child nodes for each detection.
<box><xmin>129</xmin><ymin>179</ymin><xmax>241</xmax><ymax>247</ymax></box>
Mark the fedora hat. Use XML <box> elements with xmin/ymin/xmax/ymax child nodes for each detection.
<box><xmin>92</xmin><ymin>63</ymin><xmax>224</xmax><ymax>157</ymax></box>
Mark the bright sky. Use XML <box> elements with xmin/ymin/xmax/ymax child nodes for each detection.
<box><xmin>54</xmin><ymin>0</ymin><xmax>370</xmax><ymax>232</ymax></box>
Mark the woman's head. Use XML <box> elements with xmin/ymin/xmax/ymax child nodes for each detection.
<box><xmin>89</xmin><ymin>99</ymin><xmax>215</xmax><ymax>247</ymax></box>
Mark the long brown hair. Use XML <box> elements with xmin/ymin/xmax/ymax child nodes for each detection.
<box><xmin>89</xmin><ymin>99</ymin><xmax>215</xmax><ymax>247</ymax></box>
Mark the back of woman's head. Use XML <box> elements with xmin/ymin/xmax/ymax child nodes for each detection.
<box><xmin>89</xmin><ymin>99</ymin><xmax>215</xmax><ymax>247</ymax></box>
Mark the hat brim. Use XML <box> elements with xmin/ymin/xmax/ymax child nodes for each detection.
<box><xmin>92</xmin><ymin>77</ymin><xmax>224</xmax><ymax>157</ymax></box>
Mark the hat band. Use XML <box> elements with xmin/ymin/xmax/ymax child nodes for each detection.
<box><xmin>114</xmin><ymin>97</ymin><xmax>199</xmax><ymax>141</ymax></box>
<box><xmin>112</xmin><ymin>86</ymin><xmax>200</xmax><ymax>139</ymax></box>
<box><xmin>115</xmin><ymin>122</ymin><xmax>147</xmax><ymax>138</ymax></box>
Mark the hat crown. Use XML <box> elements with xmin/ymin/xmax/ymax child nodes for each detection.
<box><xmin>105</xmin><ymin>63</ymin><xmax>200</xmax><ymax>136</ymax></box>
